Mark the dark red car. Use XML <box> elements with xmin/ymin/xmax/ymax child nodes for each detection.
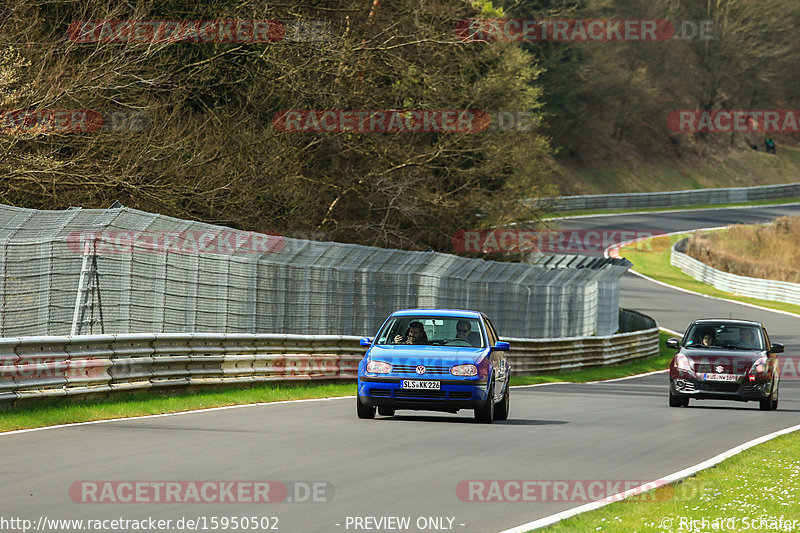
<box><xmin>666</xmin><ymin>319</ymin><xmax>784</xmax><ymax>410</ymax></box>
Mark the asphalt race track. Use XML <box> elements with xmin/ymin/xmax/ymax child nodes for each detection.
<box><xmin>2</xmin><ymin>204</ymin><xmax>800</xmax><ymax>533</ymax></box>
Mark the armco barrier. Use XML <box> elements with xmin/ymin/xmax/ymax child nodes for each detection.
<box><xmin>505</xmin><ymin>308</ymin><xmax>659</xmax><ymax>374</ymax></box>
<box><xmin>671</xmin><ymin>238</ymin><xmax>800</xmax><ymax>306</ymax></box>
<box><xmin>541</xmin><ymin>182</ymin><xmax>800</xmax><ymax>211</ymax></box>
<box><xmin>0</xmin><ymin>309</ymin><xmax>658</xmax><ymax>403</ymax></box>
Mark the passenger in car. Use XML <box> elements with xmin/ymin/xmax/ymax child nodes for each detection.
<box><xmin>701</xmin><ymin>333</ymin><xmax>715</xmax><ymax>346</ymax></box>
<box><xmin>394</xmin><ymin>321</ymin><xmax>429</xmax><ymax>345</ymax></box>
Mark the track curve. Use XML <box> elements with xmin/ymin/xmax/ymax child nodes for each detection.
<box><xmin>2</xmin><ymin>204</ymin><xmax>800</xmax><ymax>533</ymax></box>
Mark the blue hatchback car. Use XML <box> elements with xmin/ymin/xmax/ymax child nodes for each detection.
<box><xmin>357</xmin><ymin>309</ymin><xmax>511</xmax><ymax>423</ymax></box>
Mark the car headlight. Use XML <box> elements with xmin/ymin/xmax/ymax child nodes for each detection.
<box><xmin>749</xmin><ymin>356</ymin><xmax>767</xmax><ymax>374</ymax></box>
<box><xmin>366</xmin><ymin>360</ymin><xmax>392</xmax><ymax>374</ymax></box>
<box><xmin>450</xmin><ymin>364</ymin><xmax>478</xmax><ymax>376</ymax></box>
<box><xmin>675</xmin><ymin>354</ymin><xmax>691</xmax><ymax>371</ymax></box>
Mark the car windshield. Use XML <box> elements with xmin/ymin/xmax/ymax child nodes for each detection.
<box><xmin>375</xmin><ymin>316</ymin><xmax>484</xmax><ymax>348</ymax></box>
<box><xmin>683</xmin><ymin>323</ymin><xmax>763</xmax><ymax>350</ymax></box>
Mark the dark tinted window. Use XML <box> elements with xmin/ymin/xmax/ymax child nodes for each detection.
<box><xmin>683</xmin><ymin>323</ymin><xmax>763</xmax><ymax>350</ymax></box>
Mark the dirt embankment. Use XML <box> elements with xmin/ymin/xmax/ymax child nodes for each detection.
<box><xmin>685</xmin><ymin>217</ymin><xmax>800</xmax><ymax>283</ymax></box>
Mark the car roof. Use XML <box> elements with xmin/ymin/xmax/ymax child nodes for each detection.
<box><xmin>690</xmin><ymin>318</ymin><xmax>763</xmax><ymax>327</ymax></box>
<box><xmin>390</xmin><ymin>309</ymin><xmax>485</xmax><ymax>319</ymax></box>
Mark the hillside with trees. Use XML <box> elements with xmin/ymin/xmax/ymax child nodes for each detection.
<box><xmin>1</xmin><ymin>0</ymin><xmax>799</xmax><ymax>251</ymax></box>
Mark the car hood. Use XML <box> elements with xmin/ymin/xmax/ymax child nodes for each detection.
<box><xmin>680</xmin><ymin>347</ymin><xmax>765</xmax><ymax>373</ymax></box>
<box><xmin>366</xmin><ymin>345</ymin><xmax>484</xmax><ymax>365</ymax></box>
<box><xmin>681</xmin><ymin>347</ymin><xmax>763</xmax><ymax>360</ymax></box>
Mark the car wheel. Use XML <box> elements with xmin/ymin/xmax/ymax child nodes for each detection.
<box><xmin>493</xmin><ymin>383</ymin><xmax>510</xmax><ymax>421</ymax></box>
<box><xmin>760</xmin><ymin>380</ymin><xmax>779</xmax><ymax>411</ymax></box>
<box><xmin>377</xmin><ymin>406</ymin><xmax>395</xmax><ymax>417</ymax></box>
<box><xmin>357</xmin><ymin>397</ymin><xmax>375</xmax><ymax>419</ymax></box>
<box><xmin>474</xmin><ymin>382</ymin><xmax>494</xmax><ymax>423</ymax></box>
<box><xmin>669</xmin><ymin>390</ymin><xmax>688</xmax><ymax>407</ymax></box>
<box><xmin>772</xmin><ymin>381</ymin><xmax>779</xmax><ymax>410</ymax></box>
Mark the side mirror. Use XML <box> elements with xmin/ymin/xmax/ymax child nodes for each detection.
<box><xmin>666</xmin><ymin>338</ymin><xmax>680</xmax><ymax>349</ymax></box>
<box><xmin>359</xmin><ymin>337</ymin><xmax>373</xmax><ymax>347</ymax></box>
<box><xmin>493</xmin><ymin>341</ymin><xmax>511</xmax><ymax>351</ymax></box>
<box><xmin>770</xmin><ymin>343</ymin><xmax>784</xmax><ymax>353</ymax></box>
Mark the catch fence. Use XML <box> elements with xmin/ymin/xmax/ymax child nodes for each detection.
<box><xmin>0</xmin><ymin>204</ymin><xmax>630</xmax><ymax>338</ymax></box>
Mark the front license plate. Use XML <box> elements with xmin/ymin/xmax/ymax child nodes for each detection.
<box><xmin>402</xmin><ymin>380</ymin><xmax>441</xmax><ymax>390</ymax></box>
<box><xmin>702</xmin><ymin>373</ymin><xmax>739</xmax><ymax>382</ymax></box>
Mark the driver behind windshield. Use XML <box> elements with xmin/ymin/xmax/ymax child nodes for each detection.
<box><xmin>739</xmin><ymin>328</ymin><xmax>757</xmax><ymax>349</ymax></box>
<box><xmin>456</xmin><ymin>320</ymin><xmax>480</xmax><ymax>347</ymax></box>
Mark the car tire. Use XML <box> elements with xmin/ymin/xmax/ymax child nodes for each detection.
<box><xmin>493</xmin><ymin>383</ymin><xmax>510</xmax><ymax>421</ymax></box>
<box><xmin>669</xmin><ymin>390</ymin><xmax>688</xmax><ymax>407</ymax></box>
<box><xmin>760</xmin><ymin>380</ymin><xmax>779</xmax><ymax>411</ymax></box>
<box><xmin>474</xmin><ymin>382</ymin><xmax>494</xmax><ymax>423</ymax></box>
<box><xmin>377</xmin><ymin>406</ymin><xmax>395</xmax><ymax>417</ymax></box>
<box><xmin>357</xmin><ymin>397</ymin><xmax>375</xmax><ymax>419</ymax></box>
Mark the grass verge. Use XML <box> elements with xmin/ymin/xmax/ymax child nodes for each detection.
<box><xmin>0</xmin><ymin>333</ymin><xmax>672</xmax><ymax>433</ymax></box>
<box><xmin>620</xmin><ymin>233</ymin><xmax>800</xmax><ymax>316</ymax></box>
<box><xmin>541</xmin><ymin>430</ymin><xmax>800</xmax><ymax>532</ymax></box>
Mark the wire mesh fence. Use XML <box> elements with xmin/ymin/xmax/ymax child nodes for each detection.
<box><xmin>0</xmin><ymin>204</ymin><xmax>631</xmax><ymax>338</ymax></box>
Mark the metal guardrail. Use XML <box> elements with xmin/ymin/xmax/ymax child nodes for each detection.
<box><xmin>505</xmin><ymin>308</ymin><xmax>659</xmax><ymax>373</ymax></box>
<box><xmin>671</xmin><ymin>238</ymin><xmax>800</xmax><ymax>306</ymax></box>
<box><xmin>0</xmin><ymin>310</ymin><xmax>659</xmax><ymax>403</ymax></box>
<box><xmin>542</xmin><ymin>182</ymin><xmax>800</xmax><ymax>212</ymax></box>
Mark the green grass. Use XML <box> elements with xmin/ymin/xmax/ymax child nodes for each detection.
<box><xmin>543</xmin><ymin>196</ymin><xmax>800</xmax><ymax>220</ymax></box>
<box><xmin>620</xmin><ymin>233</ymin><xmax>800</xmax><ymax>316</ymax></box>
<box><xmin>0</xmin><ymin>335</ymin><xmax>673</xmax><ymax>433</ymax></box>
<box><xmin>0</xmin><ymin>381</ymin><xmax>356</xmax><ymax>433</ymax></box>
<box><xmin>541</xmin><ymin>431</ymin><xmax>800</xmax><ymax>532</ymax></box>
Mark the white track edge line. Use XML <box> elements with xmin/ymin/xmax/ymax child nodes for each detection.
<box><xmin>0</xmin><ymin>395</ymin><xmax>357</xmax><ymax>437</ymax></box>
<box><xmin>499</xmin><ymin>421</ymin><xmax>800</xmax><ymax>533</ymax></box>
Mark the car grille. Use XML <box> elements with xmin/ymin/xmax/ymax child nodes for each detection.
<box><xmin>391</xmin><ymin>364</ymin><xmax>451</xmax><ymax>374</ymax></box>
<box><xmin>370</xmin><ymin>388</ymin><xmax>391</xmax><ymax>397</ymax></box>
<box><xmin>694</xmin><ymin>364</ymin><xmax>727</xmax><ymax>373</ymax></box>
<box><xmin>696</xmin><ymin>382</ymin><xmax>740</xmax><ymax>393</ymax></box>
<box><xmin>449</xmin><ymin>392</ymin><xmax>473</xmax><ymax>400</ymax></box>
<box><xmin>394</xmin><ymin>389</ymin><xmax>446</xmax><ymax>399</ymax></box>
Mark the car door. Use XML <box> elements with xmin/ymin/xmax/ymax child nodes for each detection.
<box><xmin>483</xmin><ymin>317</ymin><xmax>508</xmax><ymax>401</ymax></box>
<box><xmin>763</xmin><ymin>327</ymin><xmax>780</xmax><ymax>382</ymax></box>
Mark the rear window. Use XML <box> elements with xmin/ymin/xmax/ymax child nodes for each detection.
<box><xmin>375</xmin><ymin>316</ymin><xmax>484</xmax><ymax>347</ymax></box>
